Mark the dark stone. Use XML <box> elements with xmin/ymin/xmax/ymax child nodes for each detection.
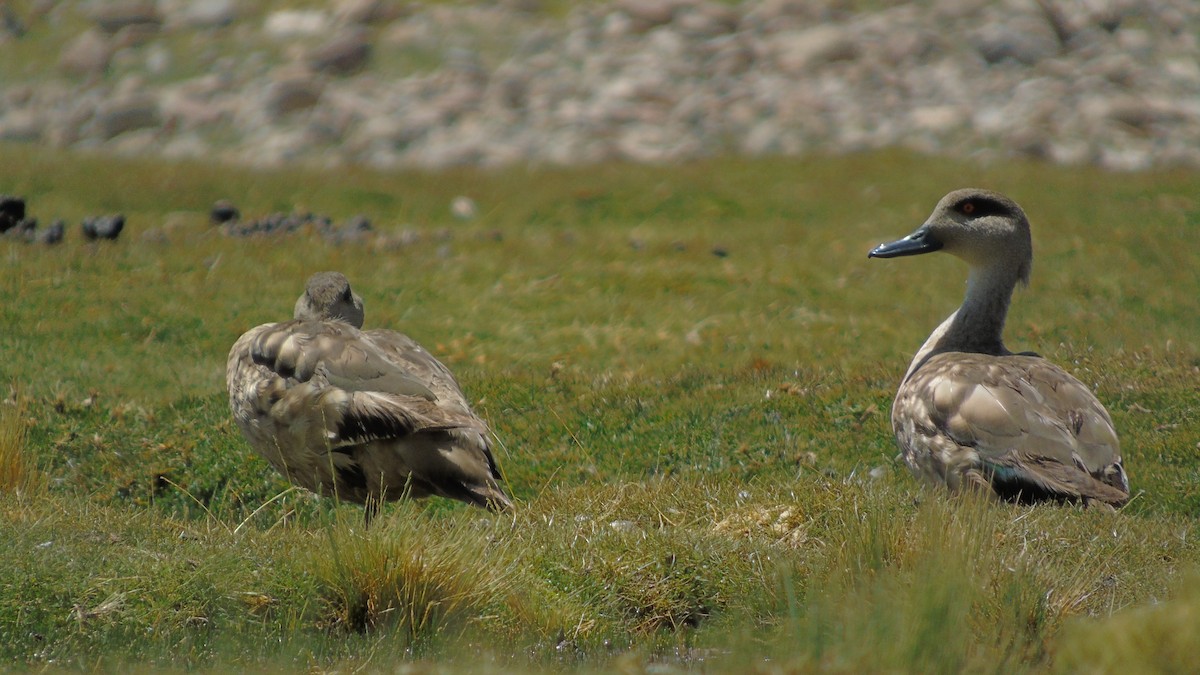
<box><xmin>0</xmin><ymin>195</ymin><xmax>26</xmax><ymax>232</ymax></box>
<box><xmin>1</xmin><ymin>3</ymin><xmax>26</xmax><ymax>38</ymax></box>
<box><xmin>58</xmin><ymin>29</ymin><xmax>113</xmax><ymax>77</ymax></box>
<box><xmin>307</xmin><ymin>29</ymin><xmax>372</xmax><ymax>76</ymax></box>
<box><xmin>82</xmin><ymin>214</ymin><xmax>125</xmax><ymax>241</ymax></box>
<box><xmin>95</xmin><ymin>96</ymin><xmax>161</xmax><ymax>139</ymax></box>
<box><xmin>36</xmin><ymin>219</ymin><xmax>65</xmax><ymax>245</ymax></box>
<box><xmin>323</xmin><ymin>214</ymin><xmax>373</xmax><ymax>244</ymax></box>
<box><xmin>223</xmin><ymin>211</ymin><xmax>333</xmax><ymax>238</ymax></box>
<box><xmin>210</xmin><ymin>199</ymin><xmax>240</xmax><ymax>224</ymax></box>
<box><xmin>264</xmin><ymin>75</ymin><xmax>323</xmax><ymax>117</ymax></box>
<box><xmin>90</xmin><ymin>1</ymin><xmax>162</xmax><ymax>34</ymax></box>
<box><xmin>344</xmin><ymin>214</ymin><xmax>371</xmax><ymax>233</ymax></box>
<box><xmin>2</xmin><ymin>217</ymin><xmax>35</xmax><ymax>241</ymax></box>
<box><xmin>975</xmin><ymin>17</ymin><xmax>1059</xmax><ymax>65</ymax></box>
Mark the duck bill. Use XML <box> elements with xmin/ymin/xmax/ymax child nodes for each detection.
<box><xmin>868</xmin><ymin>226</ymin><xmax>943</xmax><ymax>259</ymax></box>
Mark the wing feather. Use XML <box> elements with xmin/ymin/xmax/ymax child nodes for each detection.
<box><xmin>227</xmin><ymin>306</ymin><xmax>508</xmax><ymax>512</ymax></box>
<box><xmin>895</xmin><ymin>351</ymin><xmax>1127</xmax><ymax>506</ymax></box>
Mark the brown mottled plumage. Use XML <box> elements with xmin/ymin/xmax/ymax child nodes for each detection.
<box><xmin>226</xmin><ymin>272</ymin><xmax>512</xmax><ymax>521</ymax></box>
<box><xmin>869</xmin><ymin>189</ymin><xmax>1129</xmax><ymax>507</ymax></box>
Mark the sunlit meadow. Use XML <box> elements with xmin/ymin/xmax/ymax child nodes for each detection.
<box><xmin>1</xmin><ymin>144</ymin><xmax>1198</xmax><ymax>671</ymax></box>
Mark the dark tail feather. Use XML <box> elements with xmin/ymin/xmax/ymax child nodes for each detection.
<box><xmin>986</xmin><ymin>457</ymin><xmax>1129</xmax><ymax>507</ymax></box>
<box><xmin>452</xmin><ymin>481</ymin><xmax>513</xmax><ymax>512</ymax></box>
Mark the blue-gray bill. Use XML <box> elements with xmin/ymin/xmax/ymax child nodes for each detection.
<box><xmin>868</xmin><ymin>225</ymin><xmax>943</xmax><ymax>258</ymax></box>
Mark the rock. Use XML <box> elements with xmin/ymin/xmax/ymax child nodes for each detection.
<box><xmin>6</xmin><ymin>0</ymin><xmax>1200</xmax><ymax>173</ymax></box>
<box><xmin>82</xmin><ymin>214</ymin><xmax>126</xmax><ymax>241</ymax></box>
<box><xmin>112</xmin><ymin>23</ymin><xmax>161</xmax><ymax>48</ymax></box>
<box><xmin>909</xmin><ymin>106</ymin><xmax>966</xmax><ymax>133</ymax></box>
<box><xmin>35</xmin><ymin>220</ymin><xmax>65</xmax><ymax>245</ymax></box>
<box><xmin>974</xmin><ymin>14</ymin><xmax>1060</xmax><ymax>65</ymax></box>
<box><xmin>89</xmin><ymin>1</ymin><xmax>161</xmax><ymax>34</ymax></box>
<box><xmin>0</xmin><ymin>110</ymin><xmax>43</xmax><ymax>142</ymax></box>
<box><xmin>307</xmin><ymin>29</ymin><xmax>372</xmax><ymax>75</ymax></box>
<box><xmin>323</xmin><ymin>214</ymin><xmax>372</xmax><ymax>244</ymax></box>
<box><xmin>263</xmin><ymin>10</ymin><xmax>330</xmax><ymax>38</ymax></box>
<box><xmin>1104</xmin><ymin>97</ymin><xmax>1190</xmax><ymax>132</ymax></box>
<box><xmin>1</xmin><ymin>3</ymin><xmax>25</xmax><ymax>38</ymax></box>
<box><xmin>160</xmin><ymin>133</ymin><xmax>211</xmax><ymax>159</ymax></box>
<box><xmin>95</xmin><ymin>96</ymin><xmax>161</xmax><ymax>139</ymax></box>
<box><xmin>2</xmin><ymin>218</ymin><xmax>36</xmax><ymax>242</ymax></box>
<box><xmin>167</xmin><ymin>0</ymin><xmax>238</xmax><ymax>29</ymax></box>
<box><xmin>223</xmin><ymin>211</ymin><xmax>332</xmax><ymax>237</ymax></box>
<box><xmin>743</xmin><ymin>0</ymin><xmax>829</xmax><ymax>29</ymax></box>
<box><xmin>334</xmin><ymin>0</ymin><xmax>404</xmax><ymax>25</ymax></box>
<box><xmin>143</xmin><ymin>45</ymin><xmax>171</xmax><ymax>74</ymax></box>
<box><xmin>616</xmin><ymin>0</ymin><xmax>677</xmax><ymax>32</ymax></box>
<box><xmin>263</xmin><ymin>73</ymin><xmax>323</xmax><ymax>117</ymax></box>
<box><xmin>3</xmin><ymin>217</ymin><xmax>64</xmax><ymax>245</ymax></box>
<box><xmin>674</xmin><ymin>2</ymin><xmax>740</xmax><ymax>37</ymax></box>
<box><xmin>451</xmin><ymin>196</ymin><xmax>477</xmax><ymax>220</ymax></box>
<box><xmin>0</xmin><ymin>195</ymin><xmax>26</xmax><ymax>232</ymax></box>
<box><xmin>772</xmin><ymin>25</ymin><xmax>859</xmax><ymax>73</ymax></box>
<box><xmin>58</xmin><ymin>30</ymin><xmax>113</xmax><ymax>77</ymax></box>
<box><xmin>344</xmin><ymin>214</ymin><xmax>372</xmax><ymax>233</ymax></box>
<box><xmin>501</xmin><ymin>0</ymin><xmax>543</xmax><ymax>13</ymax></box>
<box><xmin>210</xmin><ymin>200</ymin><xmax>240</xmax><ymax>225</ymax></box>
<box><xmin>158</xmin><ymin>75</ymin><xmax>235</xmax><ymax>129</ymax></box>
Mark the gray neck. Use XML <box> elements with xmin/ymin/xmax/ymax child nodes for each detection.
<box><xmin>938</xmin><ymin>265</ymin><xmax>1017</xmax><ymax>355</ymax></box>
<box><xmin>903</xmin><ymin>264</ymin><xmax>1018</xmax><ymax>381</ymax></box>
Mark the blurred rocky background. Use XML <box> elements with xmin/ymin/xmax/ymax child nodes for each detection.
<box><xmin>1</xmin><ymin>0</ymin><xmax>1197</xmax><ymax>171</ymax></box>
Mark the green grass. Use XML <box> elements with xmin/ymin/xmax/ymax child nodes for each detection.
<box><xmin>1</xmin><ymin>144</ymin><xmax>1199</xmax><ymax>671</ymax></box>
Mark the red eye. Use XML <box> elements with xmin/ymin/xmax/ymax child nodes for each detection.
<box><xmin>961</xmin><ymin>202</ymin><xmax>975</xmax><ymax>215</ymax></box>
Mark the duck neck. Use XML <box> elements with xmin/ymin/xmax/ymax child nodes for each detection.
<box><xmin>937</xmin><ymin>264</ymin><xmax>1018</xmax><ymax>356</ymax></box>
<box><xmin>901</xmin><ymin>263</ymin><xmax>1022</xmax><ymax>383</ymax></box>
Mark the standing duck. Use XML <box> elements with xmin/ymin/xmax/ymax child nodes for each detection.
<box><xmin>226</xmin><ymin>271</ymin><xmax>512</xmax><ymax>521</ymax></box>
<box><xmin>869</xmin><ymin>189</ymin><xmax>1129</xmax><ymax>507</ymax></box>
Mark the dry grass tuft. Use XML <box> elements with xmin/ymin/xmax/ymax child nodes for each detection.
<box><xmin>764</xmin><ymin>491</ymin><xmax>1154</xmax><ymax>673</ymax></box>
<box><xmin>0</xmin><ymin>399</ymin><xmax>42</xmax><ymax>498</ymax></box>
<box><xmin>309</xmin><ymin>506</ymin><xmax>522</xmax><ymax>641</ymax></box>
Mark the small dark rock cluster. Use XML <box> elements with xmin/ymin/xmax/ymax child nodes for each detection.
<box><xmin>213</xmin><ymin>199</ymin><xmax>371</xmax><ymax>243</ymax></box>
<box><xmin>1</xmin><ymin>195</ymin><xmax>64</xmax><ymax>245</ymax></box>
<box><xmin>0</xmin><ymin>195</ymin><xmax>25</xmax><ymax>227</ymax></box>
<box><xmin>81</xmin><ymin>214</ymin><xmax>126</xmax><ymax>241</ymax></box>
<box><xmin>0</xmin><ymin>194</ymin><xmax>126</xmax><ymax>245</ymax></box>
<box><xmin>209</xmin><ymin>200</ymin><xmax>240</xmax><ymax>225</ymax></box>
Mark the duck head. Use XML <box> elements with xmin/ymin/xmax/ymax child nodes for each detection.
<box><xmin>294</xmin><ymin>271</ymin><xmax>366</xmax><ymax>328</ymax></box>
<box><xmin>869</xmin><ymin>188</ymin><xmax>1033</xmax><ymax>285</ymax></box>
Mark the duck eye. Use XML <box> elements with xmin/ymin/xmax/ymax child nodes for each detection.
<box><xmin>342</xmin><ymin>288</ymin><xmax>353</xmax><ymax>302</ymax></box>
<box><xmin>960</xmin><ymin>201</ymin><xmax>975</xmax><ymax>215</ymax></box>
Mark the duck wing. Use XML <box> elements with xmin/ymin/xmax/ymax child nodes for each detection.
<box><xmin>360</xmin><ymin>329</ymin><xmax>480</xmax><ymax>413</ymax></box>
<box><xmin>250</xmin><ymin>320</ymin><xmax>437</xmax><ymax>401</ymax></box>
<box><xmin>898</xmin><ymin>352</ymin><xmax>1129</xmax><ymax>506</ymax></box>
<box><xmin>238</xmin><ymin>320</ymin><xmax>482</xmax><ymax>445</ymax></box>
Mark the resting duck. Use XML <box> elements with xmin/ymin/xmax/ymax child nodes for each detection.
<box><xmin>226</xmin><ymin>271</ymin><xmax>512</xmax><ymax>521</ymax></box>
<box><xmin>869</xmin><ymin>189</ymin><xmax>1129</xmax><ymax>507</ymax></box>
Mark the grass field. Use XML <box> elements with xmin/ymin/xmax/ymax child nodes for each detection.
<box><xmin>1</xmin><ymin>144</ymin><xmax>1198</xmax><ymax>671</ymax></box>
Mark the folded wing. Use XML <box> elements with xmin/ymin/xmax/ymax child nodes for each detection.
<box><xmin>899</xmin><ymin>353</ymin><xmax>1129</xmax><ymax>506</ymax></box>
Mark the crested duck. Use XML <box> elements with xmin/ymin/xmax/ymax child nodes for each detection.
<box><xmin>869</xmin><ymin>189</ymin><xmax>1129</xmax><ymax>507</ymax></box>
<box><xmin>226</xmin><ymin>271</ymin><xmax>512</xmax><ymax>520</ymax></box>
